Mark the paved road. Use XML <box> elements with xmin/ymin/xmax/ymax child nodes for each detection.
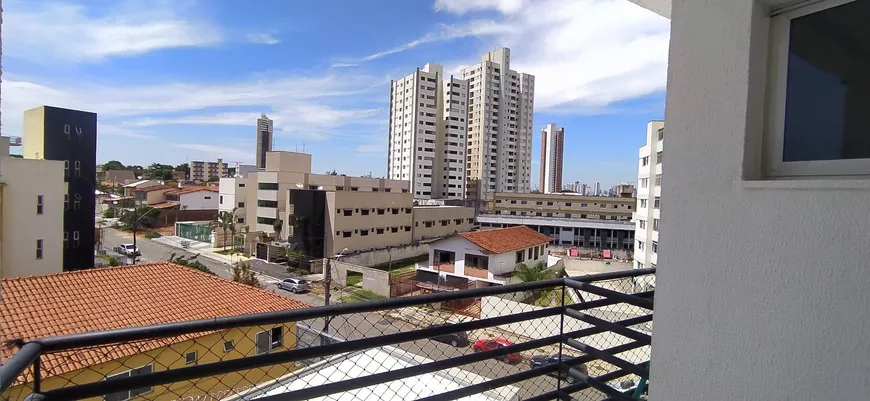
<box><xmin>101</xmin><ymin>229</ymin><xmax>567</xmax><ymax>399</ymax></box>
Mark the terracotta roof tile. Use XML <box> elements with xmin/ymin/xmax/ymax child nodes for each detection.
<box><xmin>165</xmin><ymin>186</ymin><xmax>219</xmax><ymax>195</ymax></box>
<box><xmin>1</xmin><ymin>263</ymin><xmax>309</xmax><ymax>383</ymax></box>
<box><xmin>148</xmin><ymin>201</ymin><xmax>179</xmax><ymax>209</ymax></box>
<box><xmin>135</xmin><ymin>185</ymin><xmax>174</xmax><ymax>193</ymax></box>
<box><xmin>457</xmin><ymin>225</ymin><xmax>552</xmax><ymax>254</ymax></box>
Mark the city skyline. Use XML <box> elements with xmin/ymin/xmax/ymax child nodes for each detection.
<box><xmin>1</xmin><ymin>0</ymin><xmax>668</xmax><ymax>188</ymax></box>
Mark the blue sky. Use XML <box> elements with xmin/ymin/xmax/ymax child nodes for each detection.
<box><xmin>1</xmin><ymin>0</ymin><xmax>669</xmax><ymax>188</ymax></box>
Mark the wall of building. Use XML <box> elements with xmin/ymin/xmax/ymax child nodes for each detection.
<box><xmin>411</xmin><ymin>206</ymin><xmax>474</xmax><ymax>241</ymax></box>
<box><xmin>328</xmin><ymin>191</ymin><xmax>414</xmax><ymax>255</ymax></box>
<box><xmin>265</xmin><ymin>151</ymin><xmax>311</xmax><ymax>173</ymax></box>
<box><xmin>339</xmin><ymin>243</ymin><xmax>430</xmax><ymax>267</ymax></box>
<box><xmin>3</xmin><ymin>323</ymin><xmax>297</xmax><ymax>401</ymax></box>
<box><xmin>0</xmin><ymin>158</ymin><xmax>65</xmax><ymax>278</ymax></box>
<box><xmin>330</xmin><ymin>260</ymin><xmax>391</xmax><ymax>297</ymax></box>
<box><xmin>651</xmin><ymin>1</ymin><xmax>870</xmax><ymax>401</ymax></box>
<box><xmin>219</xmin><ymin>177</ymin><xmax>247</xmax><ymax>225</ymax></box>
<box><xmin>492</xmin><ymin>192</ymin><xmax>635</xmax><ymax>221</ymax></box>
<box><xmin>634</xmin><ymin>121</ymin><xmax>664</xmax><ymax>270</ymax></box>
<box><xmin>179</xmin><ymin>191</ymin><xmax>218</xmax><ymax>210</ymax></box>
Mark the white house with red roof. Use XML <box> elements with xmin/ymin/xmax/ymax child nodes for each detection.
<box><xmin>417</xmin><ymin>226</ymin><xmax>552</xmax><ymax>286</ymax></box>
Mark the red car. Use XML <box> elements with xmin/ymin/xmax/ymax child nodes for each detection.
<box><xmin>472</xmin><ymin>338</ymin><xmax>520</xmax><ymax>363</ymax></box>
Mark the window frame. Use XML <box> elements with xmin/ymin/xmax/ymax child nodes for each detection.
<box><xmin>104</xmin><ymin>363</ymin><xmax>154</xmax><ymax>401</ymax></box>
<box><xmin>36</xmin><ymin>195</ymin><xmax>44</xmax><ymax>215</ymax></box>
<box><xmin>764</xmin><ymin>0</ymin><xmax>868</xmax><ymax>178</ymax></box>
<box><xmin>36</xmin><ymin>239</ymin><xmax>43</xmax><ymax>260</ymax></box>
<box><xmin>185</xmin><ymin>351</ymin><xmax>197</xmax><ymax>365</ymax></box>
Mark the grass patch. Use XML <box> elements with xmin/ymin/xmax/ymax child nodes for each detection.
<box><xmin>367</xmin><ymin>255</ymin><xmax>427</xmax><ymax>277</ymax></box>
<box><xmin>144</xmin><ymin>231</ymin><xmax>162</xmax><ymax>239</ymax></box>
<box><xmin>340</xmin><ymin>288</ymin><xmax>386</xmax><ymax>303</ymax></box>
<box><xmin>346</xmin><ymin>272</ymin><xmax>363</xmax><ymax>287</ymax></box>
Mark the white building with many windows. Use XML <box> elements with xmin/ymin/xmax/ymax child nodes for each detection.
<box><xmin>388</xmin><ymin>63</ymin><xmax>468</xmax><ymax>200</ymax></box>
<box><xmin>461</xmin><ymin>48</ymin><xmax>534</xmax><ymax>201</ymax></box>
<box><xmin>633</xmin><ymin>121</ymin><xmax>663</xmax><ymax>271</ymax></box>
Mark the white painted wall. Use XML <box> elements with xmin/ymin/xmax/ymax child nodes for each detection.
<box><xmin>0</xmin><ymin>158</ymin><xmax>65</xmax><ymax>278</ymax></box>
<box><xmin>427</xmin><ymin>236</ymin><xmax>549</xmax><ymax>279</ymax></box>
<box><xmin>651</xmin><ymin>1</ymin><xmax>870</xmax><ymax>401</ymax></box>
<box><xmin>180</xmin><ymin>191</ymin><xmax>218</xmax><ymax>210</ymax></box>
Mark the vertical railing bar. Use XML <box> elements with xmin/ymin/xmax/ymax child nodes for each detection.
<box><xmin>557</xmin><ymin>281</ymin><xmax>566</xmax><ymax>393</ymax></box>
<box><xmin>33</xmin><ymin>357</ymin><xmax>41</xmax><ymax>393</ymax></box>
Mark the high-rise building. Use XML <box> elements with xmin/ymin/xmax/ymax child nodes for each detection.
<box><xmin>23</xmin><ymin>106</ymin><xmax>97</xmax><ymax>272</ymax></box>
<box><xmin>462</xmin><ymin>48</ymin><xmax>535</xmax><ymax>201</ymax></box>
<box><xmin>634</xmin><ymin>120</ymin><xmax>664</xmax><ymax>271</ymax></box>
<box><xmin>594</xmin><ymin>182</ymin><xmax>601</xmax><ymax>196</ymax></box>
<box><xmin>256</xmin><ymin>114</ymin><xmax>273</xmax><ymax>169</ymax></box>
<box><xmin>578</xmin><ymin>183</ymin><xmax>587</xmax><ymax>196</ymax></box>
<box><xmin>387</xmin><ymin>63</ymin><xmax>468</xmax><ymax>200</ymax></box>
<box><xmin>539</xmin><ymin>123</ymin><xmax>564</xmax><ymax>194</ymax></box>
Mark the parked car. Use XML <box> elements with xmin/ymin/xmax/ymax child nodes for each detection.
<box><xmin>427</xmin><ymin>324</ymin><xmax>469</xmax><ymax>347</ymax></box>
<box><xmin>278</xmin><ymin>278</ymin><xmax>309</xmax><ymax>293</ymax></box>
<box><xmin>472</xmin><ymin>338</ymin><xmax>520</xmax><ymax>363</ymax></box>
<box><xmin>113</xmin><ymin>243</ymin><xmax>140</xmax><ymax>257</ymax></box>
<box><xmin>529</xmin><ymin>354</ymin><xmax>588</xmax><ymax>383</ymax></box>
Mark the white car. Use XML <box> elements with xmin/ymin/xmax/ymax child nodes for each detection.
<box><xmin>113</xmin><ymin>243</ymin><xmax>140</xmax><ymax>257</ymax></box>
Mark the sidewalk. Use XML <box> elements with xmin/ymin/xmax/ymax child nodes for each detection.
<box><xmin>152</xmin><ymin>235</ymin><xmax>254</xmax><ymax>265</ymax></box>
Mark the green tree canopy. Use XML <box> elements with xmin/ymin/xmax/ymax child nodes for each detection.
<box><xmin>103</xmin><ymin>160</ymin><xmax>125</xmax><ymax>170</ymax></box>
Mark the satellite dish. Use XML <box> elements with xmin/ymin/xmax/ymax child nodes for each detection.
<box><xmin>295</xmin><ymin>183</ymin><xmax>304</xmax><ymax>188</ymax></box>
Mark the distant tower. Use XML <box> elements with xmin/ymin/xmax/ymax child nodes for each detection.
<box><xmin>539</xmin><ymin>123</ymin><xmax>564</xmax><ymax>194</ymax></box>
<box><xmin>594</xmin><ymin>181</ymin><xmax>601</xmax><ymax>196</ymax></box>
<box><xmin>256</xmin><ymin>114</ymin><xmax>274</xmax><ymax>169</ymax></box>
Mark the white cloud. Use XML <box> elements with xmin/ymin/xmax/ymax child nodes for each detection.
<box><xmin>2</xmin><ymin>0</ymin><xmax>221</xmax><ymax>63</ymax></box>
<box><xmin>247</xmin><ymin>33</ymin><xmax>281</xmax><ymax>45</ymax></box>
<box><xmin>361</xmin><ymin>0</ymin><xmax>670</xmax><ymax>112</ymax></box>
<box><xmin>98</xmin><ymin>123</ymin><xmax>157</xmax><ymax>140</ymax></box>
<box><xmin>171</xmin><ymin>143</ymin><xmax>252</xmax><ymax>161</ymax></box>
<box><xmin>331</xmin><ymin>63</ymin><xmax>360</xmax><ymax>68</ymax></box>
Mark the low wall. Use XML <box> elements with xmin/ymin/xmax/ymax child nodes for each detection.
<box><xmin>341</xmin><ymin>243</ymin><xmax>430</xmax><ymax>267</ymax></box>
<box><xmin>331</xmin><ymin>260</ymin><xmax>391</xmax><ymax>297</ymax></box>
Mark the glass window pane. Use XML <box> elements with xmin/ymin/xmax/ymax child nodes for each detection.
<box><xmin>782</xmin><ymin>1</ymin><xmax>870</xmax><ymax>162</ymax></box>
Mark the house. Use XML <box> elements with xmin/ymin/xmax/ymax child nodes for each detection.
<box><xmin>418</xmin><ymin>225</ymin><xmax>552</xmax><ymax>286</ymax></box>
<box><xmin>122</xmin><ymin>179</ymin><xmax>161</xmax><ymax>196</ymax></box>
<box><xmin>0</xmin><ymin>263</ymin><xmax>309</xmax><ymax>401</ymax></box>
<box><xmin>164</xmin><ymin>186</ymin><xmax>219</xmax><ymax>210</ymax></box>
<box><xmin>96</xmin><ymin>169</ymin><xmax>136</xmax><ymax>185</ymax></box>
<box><xmin>132</xmin><ymin>185</ymin><xmax>175</xmax><ymax>205</ymax></box>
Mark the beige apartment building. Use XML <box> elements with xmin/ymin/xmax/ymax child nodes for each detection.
<box><xmin>412</xmin><ymin>206</ymin><xmax>475</xmax><ymax>242</ymax></box>
<box><xmin>490</xmin><ymin>192</ymin><xmax>635</xmax><ymax>221</ymax></box>
<box><xmin>190</xmin><ymin>159</ymin><xmax>228</xmax><ymax>181</ymax></box>
<box><xmin>239</xmin><ymin>151</ymin><xmax>473</xmax><ymax>259</ymax></box>
<box><xmin>0</xmin><ymin>139</ymin><xmax>66</xmax><ymax>278</ymax></box>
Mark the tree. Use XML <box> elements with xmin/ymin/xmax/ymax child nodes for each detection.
<box><xmin>515</xmin><ymin>262</ymin><xmax>558</xmax><ymax>306</ymax></box>
<box><xmin>174</xmin><ymin>163</ymin><xmax>188</xmax><ymax>172</ymax></box>
<box><xmin>326</xmin><ymin>170</ymin><xmax>339</xmax><ymax>176</ymax></box>
<box><xmin>273</xmin><ymin>219</ymin><xmax>283</xmax><ymax>241</ymax></box>
<box><xmin>211</xmin><ymin>208</ymin><xmax>237</xmax><ymax>250</ymax></box>
<box><xmin>152</xmin><ymin>169</ymin><xmax>173</xmax><ymax>180</ymax></box>
<box><xmin>169</xmin><ymin>253</ymin><xmax>215</xmax><ymax>275</ymax></box>
<box><xmin>207</xmin><ymin>176</ymin><xmax>220</xmax><ymax>182</ymax></box>
<box><xmin>103</xmin><ymin>160</ymin><xmax>125</xmax><ymax>170</ymax></box>
<box><xmin>119</xmin><ymin>206</ymin><xmax>159</xmax><ymax>232</ymax></box>
<box><xmin>232</xmin><ymin>260</ymin><xmax>260</xmax><ymax>287</ymax></box>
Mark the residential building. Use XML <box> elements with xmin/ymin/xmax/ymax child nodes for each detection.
<box><xmin>578</xmin><ymin>182</ymin><xmax>587</xmax><ymax>195</ymax></box>
<box><xmin>0</xmin><ymin>263</ymin><xmax>308</xmax><ymax>401</ymax></box>
<box><xmin>164</xmin><ymin>186</ymin><xmax>219</xmax><ymax>210</ymax></box>
<box><xmin>477</xmin><ymin>214</ymin><xmax>634</xmax><ymax>251</ymax></box>
<box><xmin>539</xmin><ymin>123</ymin><xmax>564</xmax><ymax>194</ymax></box>
<box><xmin>627</xmin><ymin>1</ymin><xmax>870</xmax><ymax>399</ymax></box>
<box><xmin>490</xmin><ymin>192</ymin><xmax>635</xmax><ymax>221</ymax></box>
<box><xmin>96</xmin><ymin>169</ymin><xmax>136</xmax><ymax>185</ymax></box>
<box><xmin>634</xmin><ymin>121</ymin><xmax>664</xmax><ymax>271</ymax></box>
<box><xmin>219</xmin><ymin>176</ymin><xmax>248</xmax><ymax>225</ymax></box>
<box><xmin>418</xmin><ymin>225</ymin><xmax>551</xmax><ymax>285</ymax></box>
<box><xmin>593</xmin><ymin>181</ymin><xmax>601</xmax><ymax>196</ymax></box>
<box><xmin>190</xmin><ymin>159</ymin><xmax>229</xmax><ymax>181</ymax></box>
<box><xmin>256</xmin><ymin>114</ymin><xmax>273</xmax><ymax>169</ymax></box>
<box><xmin>387</xmin><ymin>63</ymin><xmax>468</xmax><ymax>200</ymax></box>
<box><xmin>23</xmin><ymin>106</ymin><xmax>97</xmax><ymax>272</ymax></box>
<box><xmin>411</xmin><ymin>205</ymin><xmax>475</xmax><ymax>241</ymax></box>
<box><xmin>132</xmin><ymin>185</ymin><xmax>175</xmax><ymax>206</ymax></box>
<box><xmin>461</xmin><ymin>47</ymin><xmax>535</xmax><ymax>201</ymax></box>
<box><xmin>240</xmin><ymin>151</ymin><xmax>472</xmax><ymax>259</ymax></box>
<box><xmin>122</xmin><ymin>179</ymin><xmax>162</xmax><ymax>196</ymax></box>
<box><xmin>0</xmin><ymin>140</ymin><xmax>65</xmax><ymax>278</ymax></box>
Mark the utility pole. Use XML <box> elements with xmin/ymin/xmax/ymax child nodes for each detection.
<box><xmin>322</xmin><ymin>248</ymin><xmax>347</xmax><ymax>335</ymax></box>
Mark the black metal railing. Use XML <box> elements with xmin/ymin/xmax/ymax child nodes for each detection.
<box><xmin>1</xmin><ymin>268</ymin><xmax>655</xmax><ymax>401</ymax></box>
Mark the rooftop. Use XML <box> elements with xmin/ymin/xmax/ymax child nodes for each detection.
<box><xmin>0</xmin><ymin>263</ymin><xmax>309</xmax><ymax>381</ymax></box>
<box><xmin>165</xmin><ymin>186</ymin><xmax>219</xmax><ymax>195</ymax></box>
<box><xmin>457</xmin><ymin>225</ymin><xmax>552</xmax><ymax>254</ymax></box>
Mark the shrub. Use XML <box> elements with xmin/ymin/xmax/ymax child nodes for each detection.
<box><xmin>102</xmin><ymin>208</ymin><xmax>117</xmax><ymax>218</ymax></box>
<box><xmin>144</xmin><ymin>231</ymin><xmax>162</xmax><ymax>239</ymax></box>
<box><xmin>107</xmin><ymin>256</ymin><xmax>120</xmax><ymax>267</ymax></box>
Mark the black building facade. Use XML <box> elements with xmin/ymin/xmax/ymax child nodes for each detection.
<box><xmin>25</xmin><ymin>106</ymin><xmax>97</xmax><ymax>271</ymax></box>
<box><xmin>286</xmin><ymin>189</ymin><xmax>327</xmax><ymax>259</ymax></box>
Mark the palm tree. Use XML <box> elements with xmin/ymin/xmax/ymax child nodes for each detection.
<box><xmin>211</xmin><ymin>209</ymin><xmax>236</xmax><ymax>250</ymax></box>
<box><xmin>273</xmin><ymin>218</ymin><xmax>284</xmax><ymax>241</ymax></box>
<box><xmin>515</xmin><ymin>262</ymin><xmax>559</xmax><ymax>306</ymax></box>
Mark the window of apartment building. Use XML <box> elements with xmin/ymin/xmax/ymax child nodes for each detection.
<box><xmin>766</xmin><ymin>0</ymin><xmax>869</xmax><ymax>177</ymax></box>
<box><xmin>657</xmin><ymin>128</ymin><xmax>664</xmax><ymax>141</ymax></box>
<box><xmin>404</xmin><ymin>225</ymin><xmax>412</xmax><ymax>231</ymax></box>
<box><xmin>656</xmin><ymin>151</ymin><xmax>663</xmax><ymax>165</ymax></box>
<box><xmin>64</xmin><ymin>194</ymin><xmax>69</xmax><ymax>210</ymax></box>
<box><xmin>466</xmin><ymin>218</ymin><xmax>473</xmax><ymax>224</ymax></box>
<box><xmin>406</xmin><ymin>208</ymin><xmax>412</xmax><ymax>214</ymax></box>
<box><xmin>639</xmin><ymin>199</ymin><xmax>648</xmax><ymax>208</ymax></box>
<box><xmin>342</xmin><ymin>231</ymin><xmax>352</xmax><ymax>238</ymax></box>
<box><xmin>654</xmin><ymin>197</ymin><xmax>661</xmax><ymax>209</ymax></box>
<box><xmin>351</xmin><ymin>187</ymin><xmax>359</xmax><ymax>191</ymax></box>
<box><xmin>377</xmin><ymin>228</ymin><xmax>385</xmax><ymax>234</ymax></box>
<box><xmin>342</xmin><ymin>209</ymin><xmax>353</xmax><ymax>217</ymax></box>
<box><xmin>641</xmin><ymin>156</ymin><xmax>649</xmax><ymax>166</ymax></box>
<box><xmin>220</xmin><ymin>195</ymin><xmax>224</xmax><ymax>204</ymax></box>
<box><xmin>653</xmin><ymin>219</ymin><xmax>660</xmax><ymax>231</ymax></box>
<box><xmin>441</xmin><ymin>220</ymin><xmax>449</xmax><ymax>226</ymax></box>
<box><xmin>637</xmin><ymin>240</ymin><xmax>645</xmax><ymax>251</ymax></box>
<box><xmin>255</xmin><ymin>327</ymin><xmax>283</xmax><ymax>355</ymax></box>
<box><xmin>63</xmin><ymin>232</ymin><xmax>69</xmax><ymax>249</ymax></box>
<box><xmin>361</xmin><ymin>209</ymin><xmax>370</xmax><ymax>216</ymax></box>
<box><xmin>652</xmin><ymin>241</ymin><xmax>659</xmax><ymax>254</ymax></box>
<box><xmin>391</xmin><ymin>227</ymin><xmax>399</xmax><ymax>233</ymax></box>
<box><xmin>36</xmin><ymin>195</ymin><xmax>44</xmax><ymax>214</ymax></box>
<box><xmin>391</xmin><ymin>208</ymin><xmax>399</xmax><ymax>214</ymax></box>
<box><xmin>74</xmin><ymin>161</ymin><xmax>81</xmax><ymax>177</ymax></box>
<box><xmin>63</xmin><ymin>160</ymin><xmax>69</xmax><ymax>177</ymax></box>
<box><xmin>73</xmin><ymin>231</ymin><xmax>80</xmax><ymax>248</ymax></box>
<box><xmin>640</xmin><ymin>178</ymin><xmax>649</xmax><ymax>188</ymax></box>
<box><xmin>238</xmin><ymin>202</ymin><xmax>245</xmax><ymax>208</ymax></box>
<box><xmin>105</xmin><ymin>364</ymin><xmax>154</xmax><ymax>401</ymax></box>
<box><xmin>223</xmin><ymin>341</ymin><xmax>235</xmax><ymax>353</ymax></box>
<box><xmin>258</xmin><ymin>183</ymin><xmax>279</xmax><ymax>190</ymax></box>
<box><xmin>239</xmin><ymin>183</ymin><xmax>246</xmax><ymax>188</ymax></box>
<box><xmin>238</xmin><ymin>217</ymin><xmax>245</xmax><ymax>224</ymax></box>
<box><xmin>185</xmin><ymin>351</ymin><xmax>198</xmax><ymax>365</ymax></box>
<box><xmin>655</xmin><ymin>174</ymin><xmax>662</xmax><ymax>186</ymax></box>
<box><xmin>377</xmin><ymin>208</ymin><xmax>385</xmax><ymax>215</ymax></box>
<box><xmin>336</xmin><ymin>186</ymin><xmax>345</xmax><ymax>191</ymax></box>
<box><xmin>257</xmin><ymin>200</ymin><xmax>278</xmax><ymax>208</ymax></box>
<box><xmin>639</xmin><ymin>220</ymin><xmax>646</xmax><ymax>229</ymax></box>
<box><xmin>257</xmin><ymin>217</ymin><xmax>276</xmax><ymax>225</ymax></box>
<box><xmin>580</xmin><ymin>203</ymin><xmax>587</xmax><ymax>207</ymax></box>
<box><xmin>360</xmin><ymin>229</ymin><xmax>369</xmax><ymax>236</ymax></box>
<box><xmin>36</xmin><ymin>239</ymin><xmax>43</xmax><ymax>259</ymax></box>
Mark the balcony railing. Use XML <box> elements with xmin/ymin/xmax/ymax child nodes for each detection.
<box><xmin>0</xmin><ymin>269</ymin><xmax>655</xmax><ymax>401</ymax></box>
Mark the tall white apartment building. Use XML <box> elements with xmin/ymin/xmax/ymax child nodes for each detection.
<box><xmin>461</xmin><ymin>48</ymin><xmax>534</xmax><ymax>201</ymax></box>
<box><xmin>388</xmin><ymin>63</ymin><xmax>468</xmax><ymax>199</ymax></box>
<box><xmin>539</xmin><ymin>123</ymin><xmax>564</xmax><ymax>194</ymax></box>
<box><xmin>633</xmin><ymin>120</ymin><xmax>664</xmax><ymax>271</ymax></box>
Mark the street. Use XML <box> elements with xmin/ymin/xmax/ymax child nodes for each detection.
<box><xmin>100</xmin><ymin>228</ymin><xmax>570</xmax><ymax>399</ymax></box>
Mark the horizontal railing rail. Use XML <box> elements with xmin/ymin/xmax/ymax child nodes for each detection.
<box><xmin>1</xmin><ymin>268</ymin><xmax>655</xmax><ymax>401</ymax></box>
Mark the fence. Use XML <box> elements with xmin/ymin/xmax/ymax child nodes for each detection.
<box><xmin>1</xmin><ymin>269</ymin><xmax>655</xmax><ymax>401</ymax></box>
<box><xmin>175</xmin><ymin>221</ymin><xmax>212</xmax><ymax>243</ymax></box>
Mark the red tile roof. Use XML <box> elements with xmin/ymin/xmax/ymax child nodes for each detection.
<box><xmin>135</xmin><ymin>185</ymin><xmax>174</xmax><ymax>193</ymax></box>
<box><xmin>148</xmin><ymin>201</ymin><xmax>179</xmax><ymax>209</ymax></box>
<box><xmin>457</xmin><ymin>226</ymin><xmax>552</xmax><ymax>254</ymax></box>
<box><xmin>1</xmin><ymin>263</ymin><xmax>309</xmax><ymax>383</ymax></box>
<box><xmin>165</xmin><ymin>186</ymin><xmax>219</xmax><ymax>195</ymax></box>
